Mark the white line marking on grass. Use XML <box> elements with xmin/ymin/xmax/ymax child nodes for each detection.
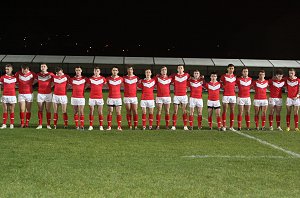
<box><xmin>182</xmin><ymin>155</ymin><xmax>289</xmax><ymax>159</ymax></box>
<box><xmin>202</xmin><ymin>117</ymin><xmax>300</xmax><ymax>158</ymax></box>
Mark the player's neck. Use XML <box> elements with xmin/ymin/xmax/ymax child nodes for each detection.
<box><xmin>178</xmin><ymin>72</ymin><xmax>184</xmax><ymax>75</ymax></box>
<box><xmin>127</xmin><ymin>74</ymin><xmax>134</xmax><ymax>77</ymax></box>
<box><xmin>75</xmin><ymin>75</ymin><xmax>82</xmax><ymax>78</ymax></box>
<box><xmin>242</xmin><ymin>76</ymin><xmax>248</xmax><ymax>78</ymax></box>
<box><xmin>94</xmin><ymin>74</ymin><xmax>100</xmax><ymax>78</ymax></box>
<box><xmin>258</xmin><ymin>78</ymin><xmax>264</xmax><ymax>81</ymax></box>
<box><xmin>41</xmin><ymin>71</ymin><xmax>48</xmax><ymax>74</ymax></box>
<box><xmin>227</xmin><ymin>73</ymin><xmax>234</xmax><ymax>75</ymax></box>
<box><xmin>290</xmin><ymin>76</ymin><xmax>297</xmax><ymax>80</ymax></box>
<box><xmin>145</xmin><ymin>77</ymin><xmax>151</xmax><ymax>80</ymax></box>
<box><xmin>161</xmin><ymin>74</ymin><xmax>167</xmax><ymax>77</ymax></box>
<box><xmin>6</xmin><ymin>73</ymin><xmax>13</xmax><ymax>76</ymax></box>
<box><xmin>111</xmin><ymin>75</ymin><xmax>119</xmax><ymax>78</ymax></box>
<box><xmin>211</xmin><ymin>80</ymin><xmax>217</xmax><ymax>83</ymax></box>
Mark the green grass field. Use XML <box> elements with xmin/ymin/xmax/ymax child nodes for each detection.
<box><xmin>0</xmin><ymin>91</ymin><xmax>299</xmax><ymax>197</ymax></box>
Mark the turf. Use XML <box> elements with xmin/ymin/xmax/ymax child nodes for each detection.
<box><xmin>0</xmin><ymin>91</ymin><xmax>299</xmax><ymax>197</ymax></box>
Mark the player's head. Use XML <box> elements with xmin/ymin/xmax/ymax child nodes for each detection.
<box><xmin>145</xmin><ymin>68</ymin><xmax>152</xmax><ymax>78</ymax></box>
<box><xmin>193</xmin><ymin>69</ymin><xmax>200</xmax><ymax>78</ymax></box>
<box><xmin>177</xmin><ymin>65</ymin><xmax>184</xmax><ymax>74</ymax></box>
<box><xmin>111</xmin><ymin>66</ymin><xmax>119</xmax><ymax>76</ymax></box>
<box><xmin>75</xmin><ymin>66</ymin><xmax>82</xmax><ymax>76</ymax></box>
<box><xmin>258</xmin><ymin>70</ymin><xmax>265</xmax><ymax>80</ymax></box>
<box><xmin>210</xmin><ymin>71</ymin><xmax>217</xmax><ymax>81</ymax></box>
<box><xmin>40</xmin><ymin>64</ymin><xmax>48</xmax><ymax>72</ymax></box>
<box><xmin>21</xmin><ymin>64</ymin><xmax>30</xmax><ymax>74</ymax></box>
<box><xmin>55</xmin><ymin>66</ymin><xmax>63</xmax><ymax>76</ymax></box>
<box><xmin>288</xmin><ymin>68</ymin><xmax>296</xmax><ymax>78</ymax></box>
<box><xmin>94</xmin><ymin>67</ymin><xmax>101</xmax><ymax>76</ymax></box>
<box><xmin>242</xmin><ymin>67</ymin><xmax>248</xmax><ymax>77</ymax></box>
<box><xmin>227</xmin><ymin>64</ymin><xmax>234</xmax><ymax>74</ymax></box>
<box><xmin>127</xmin><ymin>66</ymin><xmax>134</xmax><ymax>75</ymax></box>
<box><xmin>160</xmin><ymin>66</ymin><xmax>167</xmax><ymax>75</ymax></box>
<box><xmin>275</xmin><ymin>69</ymin><xmax>283</xmax><ymax>80</ymax></box>
<box><xmin>5</xmin><ymin>64</ymin><xmax>13</xmax><ymax>75</ymax></box>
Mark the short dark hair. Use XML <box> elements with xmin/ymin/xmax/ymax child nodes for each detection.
<box><xmin>55</xmin><ymin>66</ymin><xmax>63</xmax><ymax>72</ymax></box>
<box><xmin>161</xmin><ymin>66</ymin><xmax>167</xmax><ymax>70</ymax></box>
<box><xmin>75</xmin><ymin>66</ymin><xmax>82</xmax><ymax>69</ymax></box>
<box><xmin>275</xmin><ymin>69</ymin><xmax>283</xmax><ymax>75</ymax></box>
<box><xmin>21</xmin><ymin>64</ymin><xmax>29</xmax><ymax>69</ymax></box>
<box><xmin>228</xmin><ymin>64</ymin><xmax>234</xmax><ymax>68</ymax></box>
<box><xmin>210</xmin><ymin>71</ymin><xmax>217</xmax><ymax>76</ymax></box>
<box><xmin>112</xmin><ymin>66</ymin><xmax>119</xmax><ymax>70</ymax></box>
<box><xmin>242</xmin><ymin>67</ymin><xmax>248</xmax><ymax>71</ymax></box>
<box><xmin>145</xmin><ymin>68</ymin><xmax>151</xmax><ymax>72</ymax></box>
<box><xmin>288</xmin><ymin>68</ymin><xmax>296</xmax><ymax>72</ymax></box>
<box><xmin>5</xmin><ymin>64</ymin><xmax>13</xmax><ymax>68</ymax></box>
<box><xmin>94</xmin><ymin>66</ymin><xmax>100</xmax><ymax>70</ymax></box>
<box><xmin>127</xmin><ymin>66</ymin><xmax>134</xmax><ymax>70</ymax></box>
<box><xmin>259</xmin><ymin>70</ymin><xmax>265</xmax><ymax>74</ymax></box>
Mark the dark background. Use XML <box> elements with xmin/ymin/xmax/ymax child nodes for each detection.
<box><xmin>1</xmin><ymin>1</ymin><xmax>300</xmax><ymax>59</ymax></box>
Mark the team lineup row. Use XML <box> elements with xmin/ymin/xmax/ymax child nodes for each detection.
<box><xmin>0</xmin><ymin>63</ymin><xmax>300</xmax><ymax>131</ymax></box>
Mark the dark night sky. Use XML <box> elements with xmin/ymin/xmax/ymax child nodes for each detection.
<box><xmin>1</xmin><ymin>1</ymin><xmax>300</xmax><ymax>59</ymax></box>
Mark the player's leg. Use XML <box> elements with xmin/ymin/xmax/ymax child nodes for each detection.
<box><xmin>98</xmin><ymin>105</ymin><xmax>104</xmax><ymax>130</ymax></box>
<box><xmin>73</xmin><ymin>105</ymin><xmax>79</xmax><ymax>129</ymax></box>
<box><xmin>156</xmin><ymin>103</ymin><xmax>163</xmax><ymax>129</ymax></box>
<box><xmin>286</xmin><ymin>105</ymin><xmax>292</xmax><ymax>131</ymax></box>
<box><xmin>131</xmin><ymin>103</ymin><xmax>138</xmax><ymax>129</ymax></box>
<box><xmin>19</xmin><ymin>100</ymin><xmax>26</xmax><ymax>127</ymax></box>
<box><xmin>61</xmin><ymin>103</ymin><xmax>68</xmax><ymax>128</ymax></box>
<box><xmin>78</xmin><ymin>105</ymin><xmax>85</xmax><ymax>129</ymax></box>
<box><xmin>164</xmin><ymin>103</ymin><xmax>171</xmax><ymax>129</ymax></box>
<box><xmin>37</xmin><ymin>101</ymin><xmax>44</xmax><ymax>128</ymax></box>
<box><xmin>142</xmin><ymin>107</ymin><xmax>147</xmax><ymax>130</ymax></box>
<box><xmin>261</xmin><ymin>106</ymin><xmax>267</xmax><ymax>130</ymax></box>
<box><xmin>275</xmin><ymin>105</ymin><xmax>282</xmax><ymax>131</ymax></box>
<box><xmin>9</xmin><ymin>103</ymin><xmax>15</xmax><ymax>128</ymax></box>
<box><xmin>237</xmin><ymin>104</ymin><xmax>244</xmax><ymax>130</ymax></box>
<box><xmin>52</xmin><ymin>102</ymin><xmax>59</xmax><ymax>129</ymax></box>
<box><xmin>171</xmin><ymin>104</ymin><xmax>179</xmax><ymax>130</ymax></box>
<box><xmin>207</xmin><ymin>107</ymin><xmax>213</xmax><ymax>129</ymax></box>
<box><xmin>1</xmin><ymin>102</ymin><xmax>8</xmax><ymax>129</ymax></box>
<box><xmin>116</xmin><ymin>105</ymin><xmax>122</xmax><ymax>130</ymax></box>
<box><xmin>215</xmin><ymin>108</ymin><xmax>222</xmax><ymax>130</ymax></box>
<box><xmin>182</xmin><ymin>103</ymin><xmax>188</xmax><ymax>130</ymax></box>
<box><xmin>222</xmin><ymin>102</ymin><xmax>228</xmax><ymax>129</ymax></box>
<box><xmin>125</xmin><ymin>102</ymin><xmax>132</xmax><ymax>128</ymax></box>
<box><xmin>148</xmin><ymin>107</ymin><xmax>154</xmax><ymax>129</ymax></box>
<box><xmin>189</xmin><ymin>106</ymin><xmax>195</xmax><ymax>129</ymax></box>
<box><xmin>107</xmin><ymin>106</ymin><xmax>114</xmax><ymax>130</ymax></box>
<box><xmin>244</xmin><ymin>105</ymin><xmax>251</xmax><ymax>130</ymax></box>
<box><xmin>293</xmin><ymin>105</ymin><xmax>299</xmax><ymax>131</ymax></box>
<box><xmin>254</xmin><ymin>105</ymin><xmax>260</xmax><ymax>130</ymax></box>
<box><xmin>89</xmin><ymin>104</ymin><xmax>95</xmax><ymax>130</ymax></box>
<box><xmin>25</xmin><ymin>101</ymin><xmax>32</xmax><ymax>127</ymax></box>
<box><xmin>229</xmin><ymin>102</ymin><xmax>236</xmax><ymax>131</ymax></box>
<box><xmin>268</xmin><ymin>104</ymin><xmax>275</xmax><ymax>130</ymax></box>
<box><xmin>197</xmin><ymin>106</ymin><xmax>203</xmax><ymax>129</ymax></box>
<box><xmin>45</xmin><ymin>101</ymin><xmax>52</xmax><ymax>129</ymax></box>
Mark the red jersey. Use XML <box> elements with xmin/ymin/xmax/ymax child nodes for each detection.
<box><xmin>286</xmin><ymin>77</ymin><xmax>300</xmax><ymax>98</ymax></box>
<box><xmin>188</xmin><ymin>78</ymin><xmax>204</xmax><ymax>99</ymax></box>
<box><xmin>220</xmin><ymin>74</ymin><xmax>236</xmax><ymax>96</ymax></box>
<box><xmin>106</xmin><ymin>76</ymin><xmax>123</xmax><ymax>98</ymax></box>
<box><xmin>36</xmin><ymin>72</ymin><xmax>54</xmax><ymax>94</ymax></box>
<box><xmin>0</xmin><ymin>74</ymin><xmax>17</xmax><ymax>96</ymax></box>
<box><xmin>269</xmin><ymin>79</ymin><xmax>285</xmax><ymax>98</ymax></box>
<box><xmin>204</xmin><ymin>81</ymin><xmax>221</xmax><ymax>101</ymax></box>
<box><xmin>253</xmin><ymin>79</ymin><xmax>268</xmax><ymax>100</ymax></box>
<box><xmin>138</xmin><ymin>78</ymin><xmax>156</xmax><ymax>100</ymax></box>
<box><xmin>15</xmin><ymin>71</ymin><xmax>36</xmax><ymax>94</ymax></box>
<box><xmin>87</xmin><ymin>76</ymin><xmax>106</xmax><ymax>99</ymax></box>
<box><xmin>155</xmin><ymin>75</ymin><xmax>172</xmax><ymax>97</ymax></box>
<box><xmin>172</xmin><ymin>73</ymin><xmax>190</xmax><ymax>96</ymax></box>
<box><xmin>236</xmin><ymin>77</ymin><xmax>252</xmax><ymax>98</ymax></box>
<box><xmin>123</xmin><ymin>75</ymin><xmax>138</xmax><ymax>97</ymax></box>
<box><xmin>53</xmin><ymin>74</ymin><xmax>70</xmax><ymax>96</ymax></box>
<box><xmin>70</xmin><ymin>76</ymin><xmax>87</xmax><ymax>98</ymax></box>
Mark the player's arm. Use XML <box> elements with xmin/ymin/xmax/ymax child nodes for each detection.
<box><xmin>84</xmin><ymin>77</ymin><xmax>90</xmax><ymax>89</ymax></box>
<box><xmin>32</xmin><ymin>72</ymin><xmax>38</xmax><ymax>85</ymax></box>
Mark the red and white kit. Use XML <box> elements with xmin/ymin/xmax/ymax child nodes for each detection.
<box><xmin>123</xmin><ymin>75</ymin><xmax>138</xmax><ymax>104</ymax></box>
<box><xmin>188</xmin><ymin>78</ymin><xmax>204</xmax><ymax>128</ymax></box>
<box><xmin>52</xmin><ymin>74</ymin><xmax>70</xmax><ymax>104</ymax></box>
<box><xmin>155</xmin><ymin>75</ymin><xmax>172</xmax><ymax>104</ymax></box>
<box><xmin>15</xmin><ymin>71</ymin><xmax>36</xmax><ymax>102</ymax></box>
<box><xmin>36</xmin><ymin>72</ymin><xmax>54</xmax><ymax>102</ymax></box>
<box><xmin>70</xmin><ymin>76</ymin><xmax>87</xmax><ymax>105</ymax></box>
<box><xmin>236</xmin><ymin>77</ymin><xmax>252</xmax><ymax>105</ymax></box>
<box><xmin>253</xmin><ymin>79</ymin><xmax>268</xmax><ymax>107</ymax></box>
<box><xmin>88</xmin><ymin>76</ymin><xmax>106</xmax><ymax>105</ymax></box>
<box><xmin>268</xmin><ymin>79</ymin><xmax>285</xmax><ymax>106</ymax></box>
<box><xmin>106</xmin><ymin>76</ymin><xmax>123</xmax><ymax>106</ymax></box>
<box><xmin>220</xmin><ymin>74</ymin><xmax>237</xmax><ymax>103</ymax></box>
<box><xmin>286</xmin><ymin>77</ymin><xmax>300</xmax><ymax>128</ymax></box>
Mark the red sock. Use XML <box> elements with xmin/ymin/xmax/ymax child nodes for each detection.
<box><xmin>156</xmin><ymin>114</ymin><xmax>161</xmax><ymax>127</ymax></box>
<box><xmin>294</xmin><ymin>115</ymin><xmax>299</xmax><ymax>128</ymax></box>
<box><xmin>54</xmin><ymin>113</ymin><xmax>58</xmax><ymax>126</ymax></box>
<box><xmin>142</xmin><ymin>113</ymin><xmax>146</xmax><ymax>127</ymax></box>
<box><xmin>198</xmin><ymin>115</ymin><xmax>202</xmax><ymax>128</ymax></box>
<box><xmin>80</xmin><ymin>115</ymin><xmax>84</xmax><ymax>127</ymax></box>
<box><xmin>46</xmin><ymin>112</ymin><xmax>51</xmax><ymax>126</ymax></box>
<box><xmin>10</xmin><ymin>113</ymin><xmax>14</xmax><ymax>125</ymax></box>
<box><xmin>25</xmin><ymin>112</ymin><xmax>31</xmax><ymax>126</ymax></box>
<box><xmin>276</xmin><ymin>115</ymin><xmax>280</xmax><ymax>128</ymax></box>
<box><xmin>89</xmin><ymin>114</ymin><xmax>94</xmax><ymax>126</ymax></box>
<box><xmin>117</xmin><ymin>115</ymin><xmax>122</xmax><ymax>127</ymax></box>
<box><xmin>183</xmin><ymin>113</ymin><xmax>188</xmax><ymax>127</ymax></box>
<box><xmin>217</xmin><ymin>116</ymin><xmax>221</xmax><ymax>128</ymax></box>
<box><xmin>107</xmin><ymin>115</ymin><xmax>112</xmax><ymax>127</ymax></box>
<box><xmin>222</xmin><ymin>112</ymin><xmax>226</xmax><ymax>127</ymax></box>
<box><xmin>99</xmin><ymin>114</ymin><xmax>103</xmax><ymax>126</ymax></box>
<box><xmin>38</xmin><ymin>111</ymin><xmax>43</xmax><ymax>125</ymax></box>
<box><xmin>63</xmin><ymin>113</ymin><xmax>68</xmax><ymax>126</ymax></box>
<box><xmin>172</xmin><ymin>114</ymin><xmax>177</xmax><ymax>127</ymax></box>
<box><xmin>133</xmin><ymin>114</ymin><xmax>138</xmax><ymax>127</ymax></box>
<box><xmin>74</xmin><ymin>114</ymin><xmax>79</xmax><ymax>127</ymax></box>
<box><xmin>255</xmin><ymin>115</ymin><xmax>259</xmax><ymax>128</ymax></box>
<box><xmin>126</xmin><ymin>114</ymin><xmax>132</xmax><ymax>127</ymax></box>
<box><xmin>245</xmin><ymin>115</ymin><xmax>250</xmax><ymax>128</ymax></box>
<box><xmin>230</xmin><ymin>113</ymin><xmax>234</xmax><ymax>128</ymax></box>
<box><xmin>2</xmin><ymin>113</ymin><xmax>8</xmax><ymax>125</ymax></box>
<box><xmin>149</xmin><ymin>114</ymin><xmax>153</xmax><ymax>127</ymax></box>
<box><xmin>286</xmin><ymin>115</ymin><xmax>291</xmax><ymax>128</ymax></box>
<box><xmin>261</xmin><ymin>115</ymin><xmax>266</xmax><ymax>128</ymax></box>
<box><xmin>165</xmin><ymin>114</ymin><xmax>170</xmax><ymax>127</ymax></box>
<box><xmin>237</xmin><ymin>114</ymin><xmax>242</xmax><ymax>128</ymax></box>
<box><xmin>20</xmin><ymin>112</ymin><xmax>25</xmax><ymax>125</ymax></box>
<box><xmin>208</xmin><ymin>116</ymin><xmax>212</xmax><ymax>128</ymax></box>
<box><xmin>189</xmin><ymin>115</ymin><xmax>194</xmax><ymax>127</ymax></box>
<box><xmin>269</xmin><ymin>115</ymin><xmax>273</xmax><ymax>127</ymax></box>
